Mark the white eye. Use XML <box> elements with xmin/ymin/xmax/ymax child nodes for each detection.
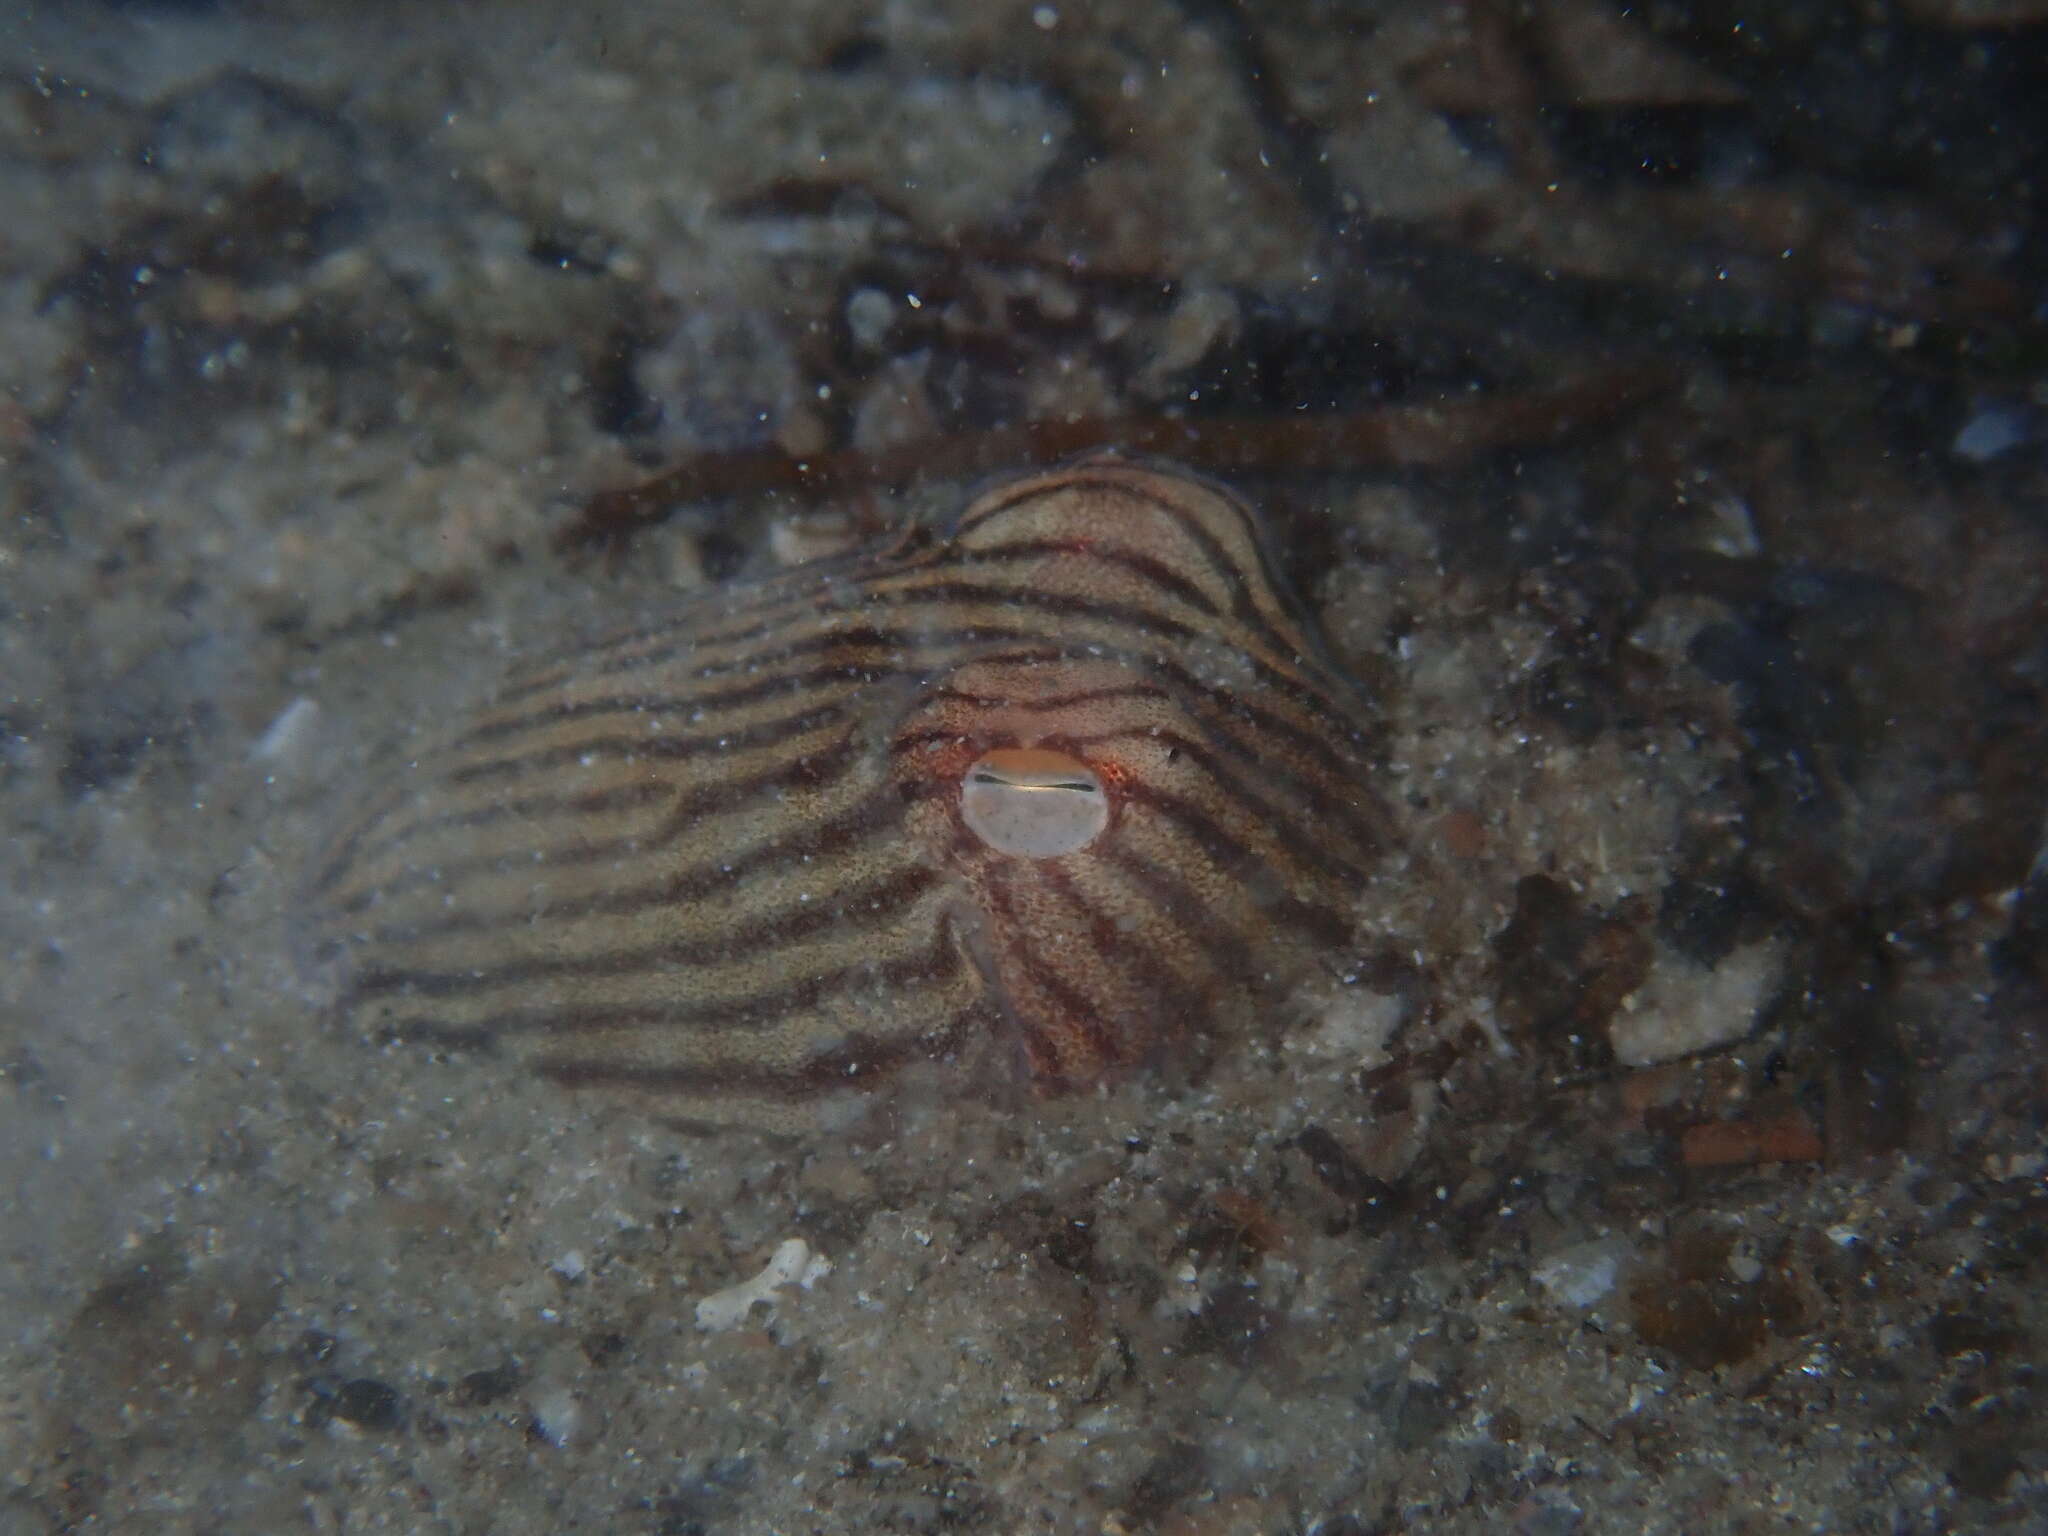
<box><xmin>960</xmin><ymin>747</ymin><xmax>1110</xmax><ymax>858</ymax></box>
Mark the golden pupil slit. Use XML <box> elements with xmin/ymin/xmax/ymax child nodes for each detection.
<box><xmin>970</xmin><ymin>771</ymin><xmax>1098</xmax><ymax>793</ymax></box>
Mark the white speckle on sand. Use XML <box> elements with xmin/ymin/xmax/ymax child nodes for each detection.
<box><xmin>528</xmin><ymin>1387</ymin><xmax>582</xmax><ymax>1447</ymax></box>
<box><xmin>251</xmin><ymin>696</ymin><xmax>321</xmax><ymax>770</ymax></box>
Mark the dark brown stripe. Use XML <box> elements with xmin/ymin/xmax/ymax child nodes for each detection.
<box><xmin>957</xmin><ymin>467</ymin><xmax>1376</xmax><ymax>716</ymax></box>
<box><xmin>1099</xmin><ymin>840</ymin><xmax>1261</xmax><ymax>985</ymax></box>
<box><xmin>452</xmin><ymin>664</ymin><xmax>887</xmax><ymax>750</ymax></box>
<box><xmin>536</xmin><ymin>999</ymin><xmax>990</xmax><ymax>1103</ymax></box>
<box><xmin>982</xmin><ymin>865</ymin><xmax>1124</xmax><ymax>1072</ymax></box>
<box><xmin>496</xmin><ymin>636</ymin><xmax>1067</xmax><ymax>747</ymax></box>
<box><xmin>1148</xmin><ymin>683</ymin><xmax>1384</xmax><ymax>857</ymax></box>
<box><xmin>335</xmin><ymin>779</ymin><xmax>675</xmax><ymax>892</ymax></box>
<box><xmin>954</xmin><ymin>468</ymin><xmax>1270</xmax><ymax>626</ymax></box>
<box><xmin>470</xmin><ymin>590</ymin><xmax>1368</xmax><ymax>791</ymax></box>
<box><xmin>335</xmin><ymin>657</ymin><xmax>1372</xmax><ymax>943</ymax></box>
<box><xmin>914</xmin><ymin>679</ymin><xmax>1171</xmax><ymax>716</ymax></box>
<box><xmin>304</xmin><ymin>778</ymin><xmax>420</xmax><ymax>901</ymax></box>
<box><xmin>1039</xmin><ymin>859</ymin><xmax>1212</xmax><ymax>1027</ymax></box>
<box><xmin>491</xmin><ymin>576</ymin><xmax>916</xmax><ymax>704</ymax></box>
<box><xmin>446</xmin><ymin>695</ymin><xmax>857</xmax><ymax>788</ymax></box>
<box><xmin>390</xmin><ymin>919</ymin><xmax>970</xmax><ymax>1042</ymax></box>
<box><xmin>1117</xmin><ymin>776</ymin><xmax>1356</xmax><ymax>924</ymax></box>
<box><xmin>500</xmin><ymin>468</ymin><xmax>1314</xmax><ymax>716</ymax></box>
<box><xmin>953</xmin><ymin>539</ymin><xmax>1225</xmax><ymax>620</ymax></box>
<box><xmin>490</xmin><ymin>548</ymin><xmax>906</xmax><ymax>704</ymax></box>
<box><xmin>327</xmin><ymin>729</ymin><xmax>867</xmax><ymax>920</ymax></box>
<box><xmin>1082</xmin><ymin>723</ymin><xmax>1382</xmax><ymax>882</ymax></box>
<box><xmin>349</xmin><ymin>861</ymin><xmax>942</xmax><ymax>1002</ymax></box>
<box><xmin>857</xmin><ymin>587</ymin><xmax>1374</xmax><ymax>762</ymax></box>
<box><xmin>485</xmin><ymin>541</ymin><xmax>1297</xmax><ymax>715</ymax></box>
<box><xmin>351</xmin><ymin>772</ymin><xmax>900</xmax><ymax>943</ymax></box>
<box><xmin>1105</xmin><ymin>794</ymin><xmax>1359</xmax><ymax>950</ymax></box>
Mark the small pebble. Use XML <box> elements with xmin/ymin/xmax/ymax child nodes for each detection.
<box><xmin>529</xmin><ymin>1387</ymin><xmax>582</xmax><ymax>1447</ymax></box>
<box><xmin>1531</xmin><ymin>1237</ymin><xmax>1629</xmax><ymax>1308</ymax></box>
<box><xmin>1951</xmin><ymin>400</ymin><xmax>2033</xmax><ymax>463</ymax></box>
<box><xmin>454</xmin><ymin>1363</ymin><xmax>521</xmax><ymax>1406</ymax></box>
<box><xmin>331</xmin><ymin>1377</ymin><xmax>402</xmax><ymax>1432</ymax></box>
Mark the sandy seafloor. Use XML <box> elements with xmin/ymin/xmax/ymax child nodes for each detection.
<box><xmin>3</xmin><ymin>1</ymin><xmax>2046</xmax><ymax>1532</ymax></box>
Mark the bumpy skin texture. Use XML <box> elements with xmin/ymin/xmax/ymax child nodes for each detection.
<box><xmin>307</xmin><ymin>456</ymin><xmax>1388</xmax><ymax>1128</ymax></box>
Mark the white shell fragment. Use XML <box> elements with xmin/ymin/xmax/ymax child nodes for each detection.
<box><xmin>1607</xmin><ymin>939</ymin><xmax>1785</xmax><ymax>1068</ymax></box>
<box><xmin>1531</xmin><ymin>1236</ymin><xmax>1630</xmax><ymax>1308</ymax></box>
<box><xmin>694</xmin><ymin>1237</ymin><xmax>833</xmax><ymax>1332</ymax></box>
<box><xmin>959</xmin><ymin>747</ymin><xmax>1110</xmax><ymax>858</ymax></box>
<box><xmin>252</xmin><ymin>696</ymin><xmax>322</xmax><ymax>772</ymax></box>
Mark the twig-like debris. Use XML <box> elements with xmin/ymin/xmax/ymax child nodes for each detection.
<box><xmin>1679</xmin><ymin>1114</ymin><xmax>1827</xmax><ymax>1169</ymax></box>
<box><xmin>558</xmin><ymin>366</ymin><xmax>1675</xmax><ymax>554</ymax></box>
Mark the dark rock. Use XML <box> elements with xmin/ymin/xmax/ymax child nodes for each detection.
<box><xmin>328</xmin><ymin>1378</ymin><xmax>403</xmax><ymax>1433</ymax></box>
